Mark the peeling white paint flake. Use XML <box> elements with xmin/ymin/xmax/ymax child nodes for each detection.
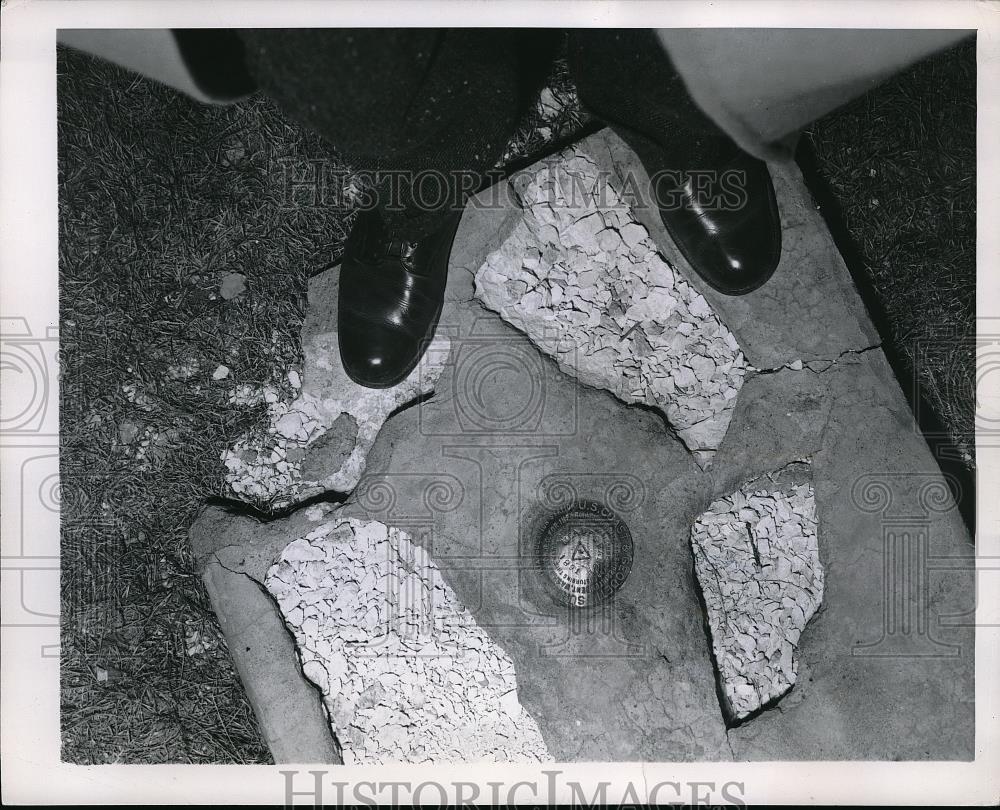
<box><xmin>690</xmin><ymin>471</ymin><xmax>823</xmax><ymax>721</ymax></box>
<box><xmin>222</xmin><ymin>323</ymin><xmax>449</xmax><ymax>511</ymax></box>
<box><xmin>264</xmin><ymin>517</ymin><xmax>551</xmax><ymax>764</ymax></box>
<box><xmin>475</xmin><ymin>148</ymin><xmax>748</xmax><ymax>465</ymax></box>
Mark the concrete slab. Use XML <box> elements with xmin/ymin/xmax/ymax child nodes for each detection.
<box><xmin>590</xmin><ymin>129</ymin><xmax>974</xmax><ymax>758</ymax></box>
<box><xmin>723</xmin><ymin>357</ymin><xmax>975</xmax><ymax>759</ymax></box>
<box><xmin>344</xmin><ymin>335</ymin><xmax>732</xmax><ymax>761</ymax></box>
<box><xmin>191</xmin><ymin>505</ymin><xmax>343</xmax><ymax>764</ymax></box>
<box><xmin>192</xmin><ymin>129</ymin><xmax>974</xmax><ymax>763</ymax></box>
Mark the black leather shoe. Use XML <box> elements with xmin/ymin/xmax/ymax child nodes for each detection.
<box><xmin>619</xmin><ymin>129</ymin><xmax>781</xmax><ymax>295</ymax></box>
<box><xmin>338</xmin><ymin>210</ymin><xmax>460</xmax><ymax>388</ymax></box>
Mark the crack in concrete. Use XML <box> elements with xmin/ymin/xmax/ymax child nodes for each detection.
<box><xmin>747</xmin><ymin>457</ymin><xmax>815</xmax><ymax>486</ymax></box>
<box><xmin>746</xmin><ymin>521</ymin><xmax>762</xmax><ymax>569</ymax></box>
<box><xmin>724</xmin><ymin>727</ymin><xmax>737</xmax><ymax>758</ymax></box>
<box><xmin>797</xmin><ymin>344</ymin><xmax>883</xmax><ymax>374</ymax></box>
<box><xmin>749</xmin><ymin>343</ymin><xmax>882</xmax><ymax>378</ymax></box>
<box><xmin>207</xmin><ymin>551</ymin><xmax>256</xmax><ymax>582</ymax></box>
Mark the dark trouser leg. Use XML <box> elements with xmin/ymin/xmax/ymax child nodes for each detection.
<box><xmin>237</xmin><ymin>28</ymin><xmax>559</xmax><ymax>388</ymax></box>
<box><xmin>568</xmin><ymin>28</ymin><xmax>738</xmax><ymax>166</ymax></box>
<box><xmin>567</xmin><ymin>29</ymin><xmax>781</xmax><ymax>295</ymax></box>
<box><xmin>239</xmin><ymin>28</ymin><xmax>557</xmax><ymax>240</ymax></box>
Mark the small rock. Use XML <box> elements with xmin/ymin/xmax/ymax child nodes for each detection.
<box><xmin>219</xmin><ymin>272</ymin><xmax>247</xmax><ymax>300</ymax></box>
<box><xmin>118</xmin><ymin>419</ymin><xmax>140</xmax><ymax>445</ymax></box>
<box><xmin>94</xmin><ymin>665</ymin><xmax>122</xmax><ymax>685</ymax></box>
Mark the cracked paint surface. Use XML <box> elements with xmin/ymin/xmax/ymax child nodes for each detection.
<box><xmin>264</xmin><ymin>516</ymin><xmax>551</xmax><ymax>764</ymax></box>
<box><xmin>475</xmin><ymin>149</ymin><xmax>749</xmax><ymax>466</ymax></box>
<box><xmin>690</xmin><ymin>467</ymin><xmax>823</xmax><ymax>721</ymax></box>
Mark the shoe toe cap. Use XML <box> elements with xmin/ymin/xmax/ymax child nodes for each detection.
<box><xmin>709</xmin><ymin>238</ymin><xmax>780</xmax><ymax>294</ymax></box>
<box><xmin>338</xmin><ymin>319</ymin><xmax>419</xmax><ymax>389</ymax></box>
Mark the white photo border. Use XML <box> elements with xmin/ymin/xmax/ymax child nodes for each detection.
<box><xmin>1</xmin><ymin>1</ymin><xmax>997</xmax><ymax>804</ymax></box>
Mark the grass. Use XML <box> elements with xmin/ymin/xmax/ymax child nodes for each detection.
<box><xmin>58</xmin><ymin>45</ymin><xmax>340</xmax><ymax>763</ymax></box>
<box><xmin>804</xmin><ymin>38</ymin><xmax>976</xmax><ymax>471</ymax></box>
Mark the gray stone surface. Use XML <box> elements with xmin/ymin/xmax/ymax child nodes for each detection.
<box><xmin>190</xmin><ymin>505</ymin><xmax>343</xmax><ymax>764</ymax></box>
<box><xmin>194</xmin><ymin>129</ymin><xmax>974</xmax><ymax>763</ymax></box>
<box><xmin>343</xmin><ymin>348</ymin><xmax>733</xmax><ymax>761</ymax></box>
<box><xmin>721</xmin><ymin>356</ymin><xmax>975</xmax><ymax>759</ymax></box>
<box><xmin>337</xmin><ymin>170</ymin><xmax>731</xmax><ymax>760</ymax></box>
